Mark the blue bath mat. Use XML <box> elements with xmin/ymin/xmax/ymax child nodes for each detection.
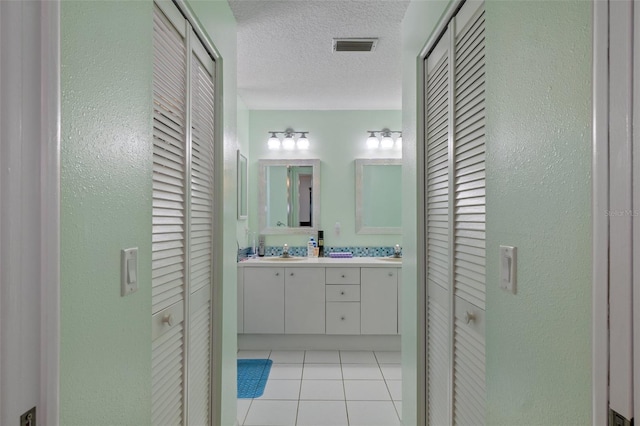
<box><xmin>237</xmin><ymin>359</ymin><xmax>272</xmax><ymax>399</ymax></box>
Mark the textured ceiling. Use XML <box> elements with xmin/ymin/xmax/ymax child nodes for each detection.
<box><xmin>228</xmin><ymin>0</ymin><xmax>410</xmax><ymax>110</ymax></box>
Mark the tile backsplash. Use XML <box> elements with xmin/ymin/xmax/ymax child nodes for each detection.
<box><xmin>238</xmin><ymin>245</ymin><xmax>400</xmax><ymax>261</ymax></box>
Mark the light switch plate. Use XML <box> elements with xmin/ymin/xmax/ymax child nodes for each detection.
<box><xmin>499</xmin><ymin>245</ymin><xmax>517</xmax><ymax>294</ymax></box>
<box><xmin>121</xmin><ymin>247</ymin><xmax>139</xmax><ymax>297</ymax></box>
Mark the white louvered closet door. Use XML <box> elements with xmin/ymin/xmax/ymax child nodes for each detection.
<box><xmin>425</xmin><ymin>27</ymin><xmax>452</xmax><ymax>426</ymax></box>
<box><xmin>188</xmin><ymin>36</ymin><xmax>215</xmax><ymax>426</ymax></box>
<box><xmin>424</xmin><ymin>1</ymin><xmax>485</xmax><ymax>424</ymax></box>
<box><xmin>152</xmin><ymin>2</ymin><xmax>216</xmax><ymax>425</ymax></box>
<box><xmin>152</xmin><ymin>4</ymin><xmax>187</xmax><ymax>425</ymax></box>
<box><xmin>452</xmin><ymin>2</ymin><xmax>486</xmax><ymax>424</ymax></box>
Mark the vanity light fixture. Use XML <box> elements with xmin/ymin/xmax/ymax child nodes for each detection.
<box><xmin>267</xmin><ymin>128</ymin><xmax>311</xmax><ymax>150</ymax></box>
<box><xmin>365</xmin><ymin>128</ymin><xmax>402</xmax><ymax>150</ymax></box>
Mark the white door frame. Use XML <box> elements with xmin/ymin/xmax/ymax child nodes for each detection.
<box><xmin>593</xmin><ymin>0</ymin><xmax>638</xmax><ymax>424</ymax></box>
<box><xmin>0</xmin><ymin>0</ymin><xmax>60</xmax><ymax>424</ymax></box>
<box><xmin>592</xmin><ymin>0</ymin><xmax>609</xmax><ymax>423</ymax></box>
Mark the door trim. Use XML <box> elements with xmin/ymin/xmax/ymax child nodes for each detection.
<box><xmin>40</xmin><ymin>1</ymin><xmax>62</xmax><ymax>423</ymax></box>
<box><xmin>0</xmin><ymin>0</ymin><xmax>61</xmax><ymax>423</ymax></box>
<box><xmin>592</xmin><ymin>0</ymin><xmax>609</xmax><ymax>423</ymax></box>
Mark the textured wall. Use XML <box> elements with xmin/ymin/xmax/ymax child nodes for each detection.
<box><xmin>60</xmin><ymin>1</ymin><xmax>153</xmax><ymax>423</ymax></box>
<box><xmin>61</xmin><ymin>0</ymin><xmax>240</xmax><ymax>424</ymax></box>
<box><xmin>484</xmin><ymin>0</ymin><xmax>592</xmax><ymax>423</ymax></box>
<box><xmin>247</xmin><ymin>110</ymin><xmax>402</xmax><ymax>248</ymax></box>
<box><xmin>402</xmin><ymin>0</ymin><xmax>592</xmax><ymax>423</ymax></box>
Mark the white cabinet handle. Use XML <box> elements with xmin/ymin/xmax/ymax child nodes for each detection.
<box><xmin>464</xmin><ymin>311</ymin><xmax>476</xmax><ymax>324</ymax></box>
<box><xmin>162</xmin><ymin>314</ymin><xmax>174</xmax><ymax>327</ymax></box>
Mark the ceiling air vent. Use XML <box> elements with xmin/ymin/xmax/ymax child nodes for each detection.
<box><xmin>332</xmin><ymin>38</ymin><xmax>378</xmax><ymax>52</ymax></box>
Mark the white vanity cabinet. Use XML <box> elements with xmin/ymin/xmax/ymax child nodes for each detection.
<box><xmin>243</xmin><ymin>267</ymin><xmax>285</xmax><ymax>333</ymax></box>
<box><xmin>239</xmin><ymin>259</ymin><xmax>401</xmax><ymax>337</ymax></box>
<box><xmin>361</xmin><ymin>267</ymin><xmax>398</xmax><ymax>334</ymax></box>
<box><xmin>284</xmin><ymin>267</ymin><xmax>325</xmax><ymax>334</ymax></box>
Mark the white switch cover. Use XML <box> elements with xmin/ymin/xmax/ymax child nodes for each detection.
<box><xmin>121</xmin><ymin>247</ymin><xmax>139</xmax><ymax>297</ymax></box>
<box><xmin>499</xmin><ymin>245</ymin><xmax>517</xmax><ymax>294</ymax></box>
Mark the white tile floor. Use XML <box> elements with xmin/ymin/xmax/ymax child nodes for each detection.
<box><xmin>237</xmin><ymin>350</ymin><xmax>402</xmax><ymax>426</ymax></box>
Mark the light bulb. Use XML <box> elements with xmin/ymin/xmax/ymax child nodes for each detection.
<box><xmin>297</xmin><ymin>134</ymin><xmax>309</xmax><ymax>150</ymax></box>
<box><xmin>395</xmin><ymin>136</ymin><xmax>402</xmax><ymax>149</ymax></box>
<box><xmin>380</xmin><ymin>135</ymin><xmax>394</xmax><ymax>149</ymax></box>
<box><xmin>366</xmin><ymin>132</ymin><xmax>379</xmax><ymax>149</ymax></box>
<box><xmin>268</xmin><ymin>133</ymin><xmax>280</xmax><ymax>150</ymax></box>
<box><xmin>282</xmin><ymin>136</ymin><xmax>295</xmax><ymax>150</ymax></box>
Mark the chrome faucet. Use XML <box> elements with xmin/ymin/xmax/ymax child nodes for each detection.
<box><xmin>281</xmin><ymin>243</ymin><xmax>291</xmax><ymax>258</ymax></box>
<box><xmin>393</xmin><ymin>244</ymin><xmax>402</xmax><ymax>258</ymax></box>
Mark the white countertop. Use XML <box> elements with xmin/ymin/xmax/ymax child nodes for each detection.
<box><xmin>238</xmin><ymin>256</ymin><xmax>402</xmax><ymax>267</ymax></box>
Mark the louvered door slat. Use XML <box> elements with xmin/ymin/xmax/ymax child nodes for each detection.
<box><xmin>190</xmin><ymin>51</ymin><xmax>214</xmax><ymax>295</ymax></box>
<box><xmin>454</xmin><ymin>318</ymin><xmax>486</xmax><ymax>425</ymax></box>
<box><xmin>153</xmin><ymin>4</ymin><xmax>186</xmax><ymax>321</ymax></box>
<box><xmin>454</xmin><ymin>2</ymin><xmax>486</xmax><ymax>313</ymax></box>
<box><xmin>151</xmin><ymin>320</ymin><xmax>184</xmax><ymax>426</ymax></box>
<box><xmin>188</xmin><ymin>294</ymin><xmax>211</xmax><ymax>426</ymax></box>
<box><xmin>152</xmin><ymin>5</ymin><xmax>186</xmax><ymax>425</ymax></box>
<box><xmin>428</xmin><ymin>282</ymin><xmax>450</xmax><ymax>425</ymax></box>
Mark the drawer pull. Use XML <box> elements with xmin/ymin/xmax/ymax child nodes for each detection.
<box><xmin>464</xmin><ymin>311</ymin><xmax>476</xmax><ymax>324</ymax></box>
<box><xmin>341</xmin><ymin>316</ymin><xmax>346</xmax><ymax>321</ymax></box>
<box><xmin>275</xmin><ymin>272</ymin><xmax>280</xmax><ymax>276</ymax></box>
<box><xmin>290</xmin><ymin>272</ymin><xmax>294</xmax><ymax>276</ymax></box>
<box><xmin>341</xmin><ymin>274</ymin><xmax>346</xmax><ymax>278</ymax></box>
<box><xmin>340</xmin><ymin>291</ymin><xmax>345</xmax><ymax>295</ymax></box>
<box><xmin>162</xmin><ymin>314</ymin><xmax>174</xmax><ymax>327</ymax></box>
<box><xmin>388</xmin><ymin>272</ymin><xmax>393</xmax><ymax>277</ymax></box>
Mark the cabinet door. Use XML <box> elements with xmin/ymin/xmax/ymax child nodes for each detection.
<box><xmin>285</xmin><ymin>268</ymin><xmax>325</xmax><ymax>334</ymax></box>
<box><xmin>326</xmin><ymin>302</ymin><xmax>361</xmax><ymax>334</ymax></box>
<box><xmin>361</xmin><ymin>268</ymin><xmax>398</xmax><ymax>335</ymax></box>
<box><xmin>244</xmin><ymin>267</ymin><xmax>284</xmax><ymax>333</ymax></box>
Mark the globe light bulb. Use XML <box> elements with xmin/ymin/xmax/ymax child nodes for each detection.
<box><xmin>366</xmin><ymin>132</ymin><xmax>379</xmax><ymax>149</ymax></box>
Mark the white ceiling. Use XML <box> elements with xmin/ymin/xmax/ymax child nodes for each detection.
<box><xmin>228</xmin><ymin>0</ymin><xmax>410</xmax><ymax>110</ymax></box>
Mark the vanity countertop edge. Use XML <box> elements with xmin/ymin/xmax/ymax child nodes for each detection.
<box><xmin>238</xmin><ymin>257</ymin><xmax>402</xmax><ymax>267</ymax></box>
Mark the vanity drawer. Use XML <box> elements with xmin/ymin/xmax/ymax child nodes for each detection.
<box><xmin>325</xmin><ymin>268</ymin><xmax>360</xmax><ymax>285</ymax></box>
<box><xmin>326</xmin><ymin>285</ymin><xmax>360</xmax><ymax>302</ymax></box>
<box><xmin>326</xmin><ymin>302</ymin><xmax>360</xmax><ymax>334</ymax></box>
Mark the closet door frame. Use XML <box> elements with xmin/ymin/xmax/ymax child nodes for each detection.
<box><xmin>416</xmin><ymin>0</ymin><xmax>468</xmax><ymax>424</ymax></box>
<box><xmin>593</xmin><ymin>0</ymin><xmax>640</xmax><ymax>425</ymax></box>
<box><xmin>155</xmin><ymin>1</ymin><xmax>224</xmax><ymax>423</ymax></box>
<box><xmin>173</xmin><ymin>2</ymin><xmax>225</xmax><ymax>422</ymax></box>
<box><xmin>0</xmin><ymin>1</ymin><xmax>61</xmax><ymax>424</ymax></box>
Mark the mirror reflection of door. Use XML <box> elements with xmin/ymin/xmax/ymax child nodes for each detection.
<box><xmin>297</xmin><ymin>173</ymin><xmax>312</xmax><ymax>226</ymax></box>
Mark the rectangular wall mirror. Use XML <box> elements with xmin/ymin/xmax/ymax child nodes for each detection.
<box><xmin>258</xmin><ymin>159</ymin><xmax>320</xmax><ymax>234</ymax></box>
<box><xmin>355</xmin><ymin>158</ymin><xmax>402</xmax><ymax>234</ymax></box>
<box><xmin>237</xmin><ymin>151</ymin><xmax>248</xmax><ymax>220</ymax></box>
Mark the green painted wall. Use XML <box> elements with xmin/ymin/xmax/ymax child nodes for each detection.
<box><xmin>60</xmin><ymin>1</ymin><xmax>153</xmax><ymax>423</ymax></box>
<box><xmin>61</xmin><ymin>0</ymin><xmax>240</xmax><ymax>424</ymax></box>
<box><xmin>402</xmin><ymin>0</ymin><xmax>592</xmax><ymax>424</ymax></box>
<box><xmin>248</xmin><ymin>110</ymin><xmax>403</xmax><ymax>248</ymax></box>
<box><xmin>484</xmin><ymin>1</ymin><xmax>592</xmax><ymax>423</ymax></box>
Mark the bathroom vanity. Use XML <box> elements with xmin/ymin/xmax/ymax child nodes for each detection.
<box><xmin>237</xmin><ymin>257</ymin><xmax>402</xmax><ymax>350</ymax></box>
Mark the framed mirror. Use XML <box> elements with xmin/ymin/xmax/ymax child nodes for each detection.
<box><xmin>258</xmin><ymin>159</ymin><xmax>320</xmax><ymax>234</ymax></box>
<box><xmin>355</xmin><ymin>158</ymin><xmax>402</xmax><ymax>234</ymax></box>
<box><xmin>237</xmin><ymin>151</ymin><xmax>248</xmax><ymax>220</ymax></box>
